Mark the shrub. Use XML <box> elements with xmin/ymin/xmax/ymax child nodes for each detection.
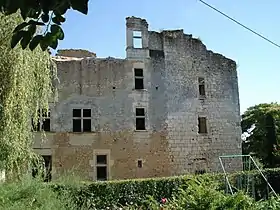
<box><xmin>50</xmin><ymin>168</ymin><xmax>280</xmax><ymax>209</ymax></box>
<box><xmin>0</xmin><ymin>175</ymin><xmax>75</xmax><ymax>210</ymax></box>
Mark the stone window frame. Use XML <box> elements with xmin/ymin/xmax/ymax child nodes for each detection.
<box><xmin>92</xmin><ymin>149</ymin><xmax>111</xmax><ymax>181</ymax></box>
<box><xmin>198</xmin><ymin>116</ymin><xmax>208</xmax><ymax>134</ymax></box>
<box><xmin>133</xmin><ymin>31</ymin><xmax>142</xmax><ymax>48</ymax></box>
<box><xmin>32</xmin><ymin>108</ymin><xmax>51</xmax><ymax>132</ymax></box>
<box><xmin>72</xmin><ymin>108</ymin><xmax>92</xmax><ymax>132</ymax></box>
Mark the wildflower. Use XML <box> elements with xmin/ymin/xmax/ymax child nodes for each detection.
<box><xmin>161</xmin><ymin>198</ymin><xmax>167</xmax><ymax>204</ymax></box>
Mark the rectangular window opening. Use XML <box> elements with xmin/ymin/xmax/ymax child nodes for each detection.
<box><xmin>136</xmin><ymin>108</ymin><xmax>146</xmax><ymax>130</ymax></box>
<box><xmin>198</xmin><ymin>117</ymin><xmax>207</xmax><ymax>134</ymax></box>
<box><xmin>73</xmin><ymin>109</ymin><xmax>81</xmax><ymax>117</ymax></box>
<box><xmin>72</xmin><ymin>108</ymin><xmax>91</xmax><ymax>132</ymax></box>
<box><xmin>133</xmin><ymin>31</ymin><xmax>142</xmax><ymax>48</ymax></box>
<box><xmin>198</xmin><ymin>77</ymin><xmax>206</xmax><ymax>97</ymax></box>
<box><xmin>83</xmin><ymin>109</ymin><xmax>91</xmax><ymax>118</ymax></box>
<box><xmin>42</xmin><ymin>155</ymin><xmax>52</xmax><ymax>182</ymax></box>
<box><xmin>96</xmin><ymin>155</ymin><xmax>107</xmax><ymax>165</ymax></box>
<box><xmin>32</xmin><ymin>155</ymin><xmax>52</xmax><ymax>182</ymax></box>
<box><xmin>42</xmin><ymin>118</ymin><xmax>50</xmax><ymax>131</ymax></box>
<box><xmin>73</xmin><ymin>119</ymin><xmax>82</xmax><ymax>132</ymax></box>
<box><xmin>137</xmin><ymin>160</ymin><xmax>143</xmax><ymax>168</ymax></box>
<box><xmin>32</xmin><ymin>109</ymin><xmax>51</xmax><ymax>132</ymax></box>
<box><xmin>96</xmin><ymin>166</ymin><xmax>107</xmax><ymax>181</ymax></box>
<box><xmin>134</xmin><ymin>68</ymin><xmax>143</xmax><ymax>77</ymax></box>
<box><xmin>134</xmin><ymin>68</ymin><xmax>144</xmax><ymax>90</ymax></box>
<box><xmin>96</xmin><ymin>155</ymin><xmax>107</xmax><ymax>181</ymax></box>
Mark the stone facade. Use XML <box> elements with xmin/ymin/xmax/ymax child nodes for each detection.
<box><xmin>33</xmin><ymin>17</ymin><xmax>242</xmax><ymax>181</ymax></box>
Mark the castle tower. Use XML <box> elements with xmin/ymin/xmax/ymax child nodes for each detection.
<box><xmin>125</xmin><ymin>17</ymin><xmax>149</xmax><ymax>59</ymax></box>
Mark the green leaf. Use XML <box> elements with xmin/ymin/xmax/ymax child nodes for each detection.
<box><xmin>49</xmin><ymin>38</ymin><xmax>58</xmax><ymax>50</ymax></box>
<box><xmin>13</xmin><ymin>22</ymin><xmax>29</xmax><ymax>33</ymax></box>
<box><xmin>3</xmin><ymin>1</ymin><xmax>20</xmax><ymax>15</ymax></box>
<box><xmin>29</xmin><ymin>35</ymin><xmax>43</xmax><ymax>51</ymax></box>
<box><xmin>70</xmin><ymin>0</ymin><xmax>89</xmax><ymax>14</ymax></box>
<box><xmin>41</xmin><ymin>13</ymin><xmax>49</xmax><ymax>23</ymax></box>
<box><xmin>28</xmin><ymin>20</ymin><xmax>45</xmax><ymax>26</ymax></box>
<box><xmin>20</xmin><ymin>8</ymin><xmax>30</xmax><ymax>20</ymax></box>
<box><xmin>54</xmin><ymin>2</ymin><xmax>71</xmax><ymax>15</ymax></box>
<box><xmin>28</xmin><ymin>25</ymin><xmax>37</xmax><ymax>36</ymax></box>
<box><xmin>51</xmin><ymin>24</ymin><xmax>64</xmax><ymax>40</ymax></box>
<box><xmin>52</xmin><ymin>15</ymin><xmax>66</xmax><ymax>25</ymax></box>
<box><xmin>20</xmin><ymin>32</ymin><xmax>32</xmax><ymax>49</ymax></box>
<box><xmin>11</xmin><ymin>31</ymin><xmax>25</xmax><ymax>49</ymax></box>
<box><xmin>40</xmin><ymin>38</ymin><xmax>49</xmax><ymax>51</ymax></box>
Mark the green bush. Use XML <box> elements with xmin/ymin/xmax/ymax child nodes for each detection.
<box><xmin>1</xmin><ymin>168</ymin><xmax>280</xmax><ymax>209</ymax></box>
<box><xmin>0</xmin><ymin>175</ymin><xmax>76</xmax><ymax>210</ymax></box>
<box><xmin>50</xmin><ymin>168</ymin><xmax>280</xmax><ymax>209</ymax></box>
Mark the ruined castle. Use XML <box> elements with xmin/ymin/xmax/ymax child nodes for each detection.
<box><xmin>33</xmin><ymin>17</ymin><xmax>242</xmax><ymax>181</ymax></box>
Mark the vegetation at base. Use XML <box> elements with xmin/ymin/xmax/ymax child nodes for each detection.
<box><xmin>0</xmin><ymin>0</ymin><xmax>89</xmax><ymax>50</ymax></box>
<box><xmin>242</xmin><ymin>103</ymin><xmax>280</xmax><ymax>168</ymax></box>
<box><xmin>50</xmin><ymin>168</ymin><xmax>280</xmax><ymax>209</ymax></box>
<box><xmin>0</xmin><ymin>12</ymin><xmax>56</xmax><ymax>178</ymax></box>
<box><xmin>1</xmin><ymin>170</ymin><xmax>280</xmax><ymax>210</ymax></box>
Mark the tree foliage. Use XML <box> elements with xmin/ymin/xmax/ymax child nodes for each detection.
<box><xmin>0</xmin><ymin>0</ymin><xmax>89</xmax><ymax>51</ymax></box>
<box><xmin>0</xmin><ymin>12</ymin><xmax>56</xmax><ymax>178</ymax></box>
<box><xmin>241</xmin><ymin>103</ymin><xmax>280</xmax><ymax>167</ymax></box>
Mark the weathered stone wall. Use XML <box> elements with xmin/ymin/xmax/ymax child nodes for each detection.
<box><xmin>33</xmin><ymin>16</ymin><xmax>242</xmax><ymax>181</ymax></box>
<box><xmin>56</xmin><ymin>49</ymin><xmax>96</xmax><ymax>58</ymax></box>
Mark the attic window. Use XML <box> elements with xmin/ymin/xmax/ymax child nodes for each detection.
<box><xmin>133</xmin><ymin>31</ymin><xmax>142</xmax><ymax>48</ymax></box>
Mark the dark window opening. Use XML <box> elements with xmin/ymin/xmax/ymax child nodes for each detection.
<box><xmin>72</xmin><ymin>108</ymin><xmax>92</xmax><ymax>132</ymax></box>
<box><xmin>83</xmin><ymin>119</ymin><xmax>91</xmax><ymax>132</ymax></box>
<box><xmin>136</xmin><ymin>108</ymin><xmax>145</xmax><ymax>116</ymax></box>
<box><xmin>134</xmin><ymin>68</ymin><xmax>143</xmax><ymax>77</ymax></box>
<box><xmin>195</xmin><ymin>169</ymin><xmax>206</xmax><ymax>175</ymax></box>
<box><xmin>73</xmin><ymin>109</ymin><xmax>81</xmax><ymax>117</ymax></box>
<box><xmin>198</xmin><ymin>117</ymin><xmax>207</xmax><ymax>134</ymax></box>
<box><xmin>73</xmin><ymin>119</ymin><xmax>82</xmax><ymax>132</ymax></box>
<box><xmin>32</xmin><ymin>109</ymin><xmax>50</xmax><ymax>132</ymax></box>
<box><xmin>137</xmin><ymin>160</ymin><xmax>143</xmax><ymax>168</ymax></box>
<box><xmin>198</xmin><ymin>77</ymin><xmax>206</xmax><ymax>97</ymax></box>
<box><xmin>32</xmin><ymin>155</ymin><xmax>52</xmax><ymax>182</ymax></box>
<box><xmin>136</xmin><ymin>108</ymin><xmax>146</xmax><ymax>130</ymax></box>
<box><xmin>136</xmin><ymin>118</ymin><xmax>145</xmax><ymax>130</ymax></box>
<box><xmin>134</xmin><ymin>68</ymin><xmax>144</xmax><ymax>90</ymax></box>
<box><xmin>135</xmin><ymin>78</ymin><xmax>144</xmax><ymax>89</ymax></box>
<box><xmin>43</xmin><ymin>155</ymin><xmax>52</xmax><ymax>182</ymax></box>
<box><xmin>83</xmin><ymin>109</ymin><xmax>91</xmax><ymax>118</ymax></box>
<box><xmin>97</xmin><ymin>155</ymin><xmax>107</xmax><ymax>164</ymax></box>
<box><xmin>42</xmin><ymin>118</ymin><xmax>50</xmax><ymax>131</ymax></box>
<box><xmin>96</xmin><ymin>166</ymin><xmax>107</xmax><ymax>181</ymax></box>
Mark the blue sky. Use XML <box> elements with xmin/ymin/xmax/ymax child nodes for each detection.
<box><xmin>57</xmin><ymin>0</ymin><xmax>280</xmax><ymax>114</ymax></box>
